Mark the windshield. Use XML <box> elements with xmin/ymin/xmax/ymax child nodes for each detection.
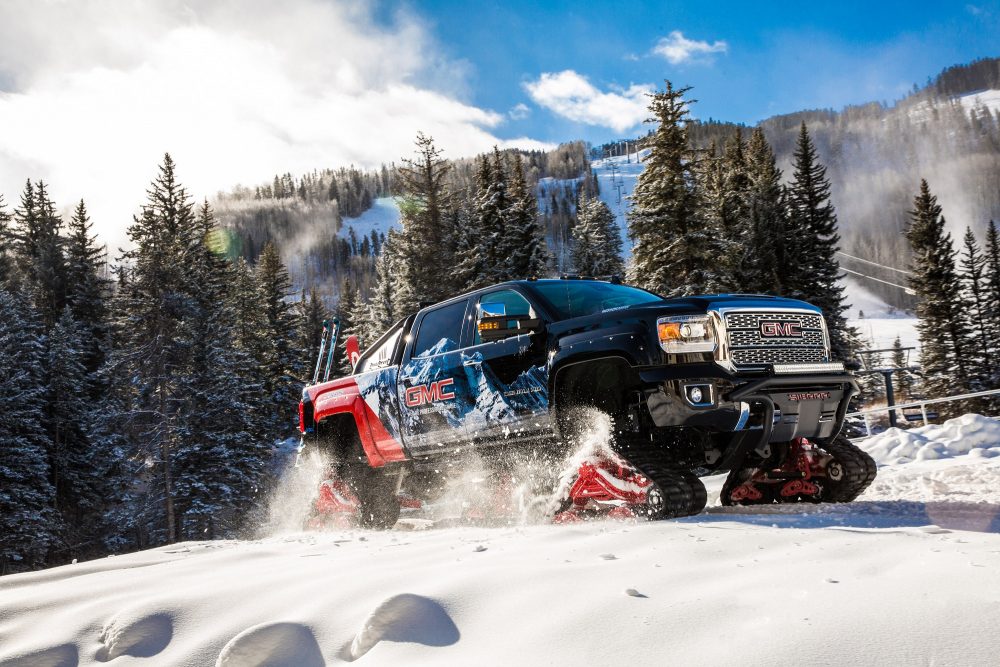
<box><xmin>531</xmin><ymin>281</ymin><xmax>663</xmax><ymax>320</ymax></box>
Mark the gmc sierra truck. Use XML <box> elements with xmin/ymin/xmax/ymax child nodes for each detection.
<box><xmin>298</xmin><ymin>278</ymin><xmax>876</xmax><ymax>527</ymax></box>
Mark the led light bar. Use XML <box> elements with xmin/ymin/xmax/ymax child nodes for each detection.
<box><xmin>772</xmin><ymin>362</ymin><xmax>846</xmax><ymax>375</ymax></box>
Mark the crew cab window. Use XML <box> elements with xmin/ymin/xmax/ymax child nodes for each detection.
<box><xmin>474</xmin><ymin>289</ymin><xmax>535</xmax><ymax>344</ymax></box>
<box><xmin>355</xmin><ymin>325</ymin><xmax>403</xmax><ymax>374</ymax></box>
<box><xmin>532</xmin><ymin>281</ymin><xmax>662</xmax><ymax>320</ymax></box>
<box><xmin>413</xmin><ymin>300</ymin><xmax>468</xmax><ymax>358</ymax></box>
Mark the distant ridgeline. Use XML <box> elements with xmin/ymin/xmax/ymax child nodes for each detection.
<box><xmin>596</xmin><ymin>57</ymin><xmax>1000</xmax><ymax>309</ymax></box>
<box><xmin>212</xmin><ymin>141</ymin><xmax>596</xmax><ymax>303</ymax></box>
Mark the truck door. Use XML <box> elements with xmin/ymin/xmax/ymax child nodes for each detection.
<box><xmin>397</xmin><ymin>298</ymin><xmax>473</xmax><ymax>457</ymax></box>
<box><xmin>462</xmin><ymin>288</ymin><xmax>550</xmax><ymax>446</ymax></box>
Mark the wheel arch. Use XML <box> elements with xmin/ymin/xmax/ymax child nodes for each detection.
<box><xmin>550</xmin><ymin>354</ymin><xmax>645</xmax><ymax>439</ymax></box>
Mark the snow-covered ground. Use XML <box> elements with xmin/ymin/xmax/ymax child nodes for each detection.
<box><xmin>3</xmin><ymin>414</ymin><xmax>1000</xmax><ymax>667</ymax></box>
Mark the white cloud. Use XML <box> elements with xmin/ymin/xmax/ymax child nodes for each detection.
<box><xmin>652</xmin><ymin>31</ymin><xmax>728</xmax><ymax>65</ymax></box>
<box><xmin>0</xmin><ymin>0</ymin><xmax>541</xmax><ymax>248</ymax></box>
<box><xmin>508</xmin><ymin>103</ymin><xmax>531</xmax><ymax>120</ymax></box>
<box><xmin>523</xmin><ymin>71</ymin><xmax>652</xmax><ymax>133</ymax></box>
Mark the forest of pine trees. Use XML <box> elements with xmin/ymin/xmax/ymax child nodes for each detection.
<box><xmin>904</xmin><ymin>181</ymin><xmax>1000</xmax><ymax>416</ymax></box>
<box><xmin>0</xmin><ymin>157</ymin><xmax>328</xmax><ymax>573</ymax></box>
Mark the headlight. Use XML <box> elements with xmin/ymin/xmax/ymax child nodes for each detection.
<box><xmin>657</xmin><ymin>315</ymin><xmax>717</xmax><ymax>353</ymax></box>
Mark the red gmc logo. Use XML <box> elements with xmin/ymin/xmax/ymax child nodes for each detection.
<box><xmin>405</xmin><ymin>378</ymin><xmax>456</xmax><ymax>407</ymax></box>
<box><xmin>760</xmin><ymin>321</ymin><xmax>802</xmax><ymax>338</ymax></box>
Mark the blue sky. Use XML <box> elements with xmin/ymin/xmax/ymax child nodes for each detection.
<box><xmin>392</xmin><ymin>0</ymin><xmax>1000</xmax><ymax>144</ymax></box>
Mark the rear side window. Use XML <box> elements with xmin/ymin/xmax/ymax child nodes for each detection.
<box><xmin>413</xmin><ymin>300</ymin><xmax>468</xmax><ymax>358</ymax></box>
<box><xmin>355</xmin><ymin>325</ymin><xmax>403</xmax><ymax>373</ymax></box>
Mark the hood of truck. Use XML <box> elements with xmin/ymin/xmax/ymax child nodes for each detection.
<box><xmin>627</xmin><ymin>294</ymin><xmax>822</xmax><ymax>317</ymax></box>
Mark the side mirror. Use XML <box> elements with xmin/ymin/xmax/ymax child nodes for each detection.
<box><xmin>477</xmin><ymin>304</ymin><xmax>545</xmax><ymax>343</ymax></box>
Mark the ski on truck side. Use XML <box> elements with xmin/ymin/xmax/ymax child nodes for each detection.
<box><xmin>298</xmin><ymin>278</ymin><xmax>876</xmax><ymax>528</ymax></box>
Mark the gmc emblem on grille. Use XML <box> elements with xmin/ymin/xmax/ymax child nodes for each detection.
<box><xmin>760</xmin><ymin>320</ymin><xmax>803</xmax><ymax>338</ymax></box>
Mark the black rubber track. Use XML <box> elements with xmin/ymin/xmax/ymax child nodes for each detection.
<box><xmin>818</xmin><ymin>436</ymin><xmax>878</xmax><ymax>502</ymax></box>
<box><xmin>614</xmin><ymin>439</ymin><xmax>709</xmax><ymax>519</ymax></box>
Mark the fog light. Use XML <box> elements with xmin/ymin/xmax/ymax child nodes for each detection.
<box><xmin>688</xmin><ymin>386</ymin><xmax>703</xmax><ymax>403</ymax></box>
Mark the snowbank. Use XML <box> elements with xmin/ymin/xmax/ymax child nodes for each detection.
<box><xmin>862</xmin><ymin>414</ymin><xmax>1000</xmax><ymax>465</ymax></box>
<box><xmin>856</xmin><ymin>414</ymin><xmax>1000</xmax><ymax>506</ymax></box>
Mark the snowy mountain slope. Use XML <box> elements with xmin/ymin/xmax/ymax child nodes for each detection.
<box><xmin>337</xmin><ymin>197</ymin><xmax>401</xmax><ymax>242</ymax></box>
<box><xmin>957</xmin><ymin>89</ymin><xmax>1000</xmax><ymax>115</ymax></box>
<box><xmin>2</xmin><ymin>415</ymin><xmax>1000</xmax><ymax>667</ymax></box>
<box><xmin>843</xmin><ymin>278</ymin><xmax>919</xmax><ymax>351</ymax></box>
<box><xmin>591</xmin><ymin>150</ymin><xmax>647</xmax><ymax>255</ymax></box>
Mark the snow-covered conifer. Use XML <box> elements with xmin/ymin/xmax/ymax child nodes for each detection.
<box><xmin>0</xmin><ymin>290</ymin><xmax>55</xmax><ymax>573</ymax></box>
<box><xmin>905</xmin><ymin>180</ymin><xmax>972</xmax><ymax>413</ymax></box>
<box><xmin>627</xmin><ymin>81</ymin><xmax>721</xmax><ymax>296</ymax></box>
<box><xmin>786</xmin><ymin>123</ymin><xmax>855</xmax><ymax>361</ymax></box>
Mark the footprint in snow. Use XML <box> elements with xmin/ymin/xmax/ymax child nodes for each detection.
<box><xmin>341</xmin><ymin>594</ymin><xmax>460</xmax><ymax>661</ymax></box>
<box><xmin>599</xmin><ymin>553</ymin><xmax>617</xmax><ymax>560</ymax></box>
<box><xmin>2</xmin><ymin>643</ymin><xmax>79</xmax><ymax>667</ymax></box>
<box><xmin>216</xmin><ymin>622</ymin><xmax>324</xmax><ymax>667</ymax></box>
<box><xmin>96</xmin><ymin>611</ymin><xmax>173</xmax><ymax>662</ymax></box>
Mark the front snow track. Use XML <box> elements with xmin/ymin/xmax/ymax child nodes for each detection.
<box><xmin>721</xmin><ymin>436</ymin><xmax>877</xmax><ymax>507</ymax></box>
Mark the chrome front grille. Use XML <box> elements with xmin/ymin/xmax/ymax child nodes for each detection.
<box><xmin>723</xmin><ymin>310</ymin><xmax>828</xmax><ymax>369</ymax></box>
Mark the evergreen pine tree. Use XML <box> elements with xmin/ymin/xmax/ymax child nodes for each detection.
<box><xmin>370</xmin><ymin>230</ymin><xmax>400</xmax><ymax>336</ymax></box>
<box><xmin>697</xmin><ymin>140</ymin><xmax>739</xmax><ymax>289</ymax></box>
<box><xmin>983</xmin><ymin>220</ymin><xmax>1000</xmax><ymax>388</ymax></box>
<box><xmin>742</xmin><ymin>127</ymin><xmax>785</xmax><ymax>294</ymax></box>
<box><xmin>336</xmin><ymin>277</ymin><xmax>360</xmax><ymax>375</ymax></box>
<box><xmin>256</xmin><ymin>241</ymin><xmax>304</xmax><ymax>435</ymax></box>
<box><xmin>44</xmin><ymin>308</ymin><xmax>111</xmax><ymax>559</ymax></box>
<box><xmin>106</xmin><ymin>154</ymin><xmax>201</xmax><ymax>543</ymax></box>
<box><xmin>12</xmin><ymin>180</ymin><xmax>68</xmax><ymax>328</ymax></box>
<box><xmin>573</xmin><ymin>196</ymin><xmax>624</xmax><ymax>277</ymax></box>
<box><xmin>786</xmin><ymin>123</ymin><xmax>855</xmax><ymax>360</ymax></box>
<box><xmin>471</xmin><ymin>149</ymin><xmax>512</xmax><ymax>285</ymax></box>
<box><xmin>396</xmin><ymin>133</ymin><xmax>456</xmax><ymax>305</ymax></box>
<box><xmin>0</xmin><ymin>289</ymin><xmax>56</xmax><ymax>573</ymax></box>
<box><xmin>297</xmin><ymin>287</ymin><xmax>328</xmax><ymax>374</ymax></box>
<box><xmin>507</xmin><ymin>152</ymin><xmax>550</xmax><ymax>278</ymax></box>
<box><xmin>959</xmin><ymin>227</ymin><xmax>992</xmax><ymax>389</ymax></box>
<box><xmin>454</xmin><ymin>162</ymin><xmax>494</xmax><ymax>291</ymax></box>
<box><xmin>171</xmin><ymin>202</ymin><xmax>270</xmax><ymax>539</ymax></box>
<box><xmin>721</xmin><ymin>127</ymin><xmax>750</xmax><ymax>245</ymax></box>
<box><xmin>905</xmin><ymin>180</ymin><xmax>972</xmax><ymax>413</ymax></box>
<box><xmin>64</xmin><ymin>199</ymin><xmax>110</xmax><ymax>382</ymax></box>
<box><xmin>627</xmin><ymin>82</ymin><xmax>721</xmax><ymax>296</ymax></box>
<box><xmin>0</xmin><ymin>194</ymin><xmax>11</xmax><ymax>287</ymax></box>
<box><xmin>891</xmin><ymin>336</ymin><xmax>914</xmax><ymax>400</ymax></box>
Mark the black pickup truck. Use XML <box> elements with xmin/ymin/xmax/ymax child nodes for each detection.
<box><xmin>298</xmin><ymin>278</ymin><xmax>876</xmax><ymax>527</ymax></box>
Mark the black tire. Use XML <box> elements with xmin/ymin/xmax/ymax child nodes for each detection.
<box><xmin>818</xmin><ymin>436</ymin><xmax>877</xmax><ymax>503</ymax></box>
